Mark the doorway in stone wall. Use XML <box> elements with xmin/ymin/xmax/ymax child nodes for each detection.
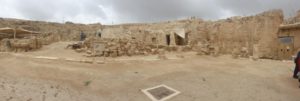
<box><xmin>278</xmin><ymin>36</ymin><xmax>294</xmax><ymax>60</ymax></box>
<box><xmin>166</xmin><ymin>34</ymin><xmax>171</xmax><ymax>46</ymax></box>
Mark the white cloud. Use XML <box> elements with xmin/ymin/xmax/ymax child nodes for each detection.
<box><xmin>0</xmin><ymin>0</ymin><xmax>25</xmax><ymax>19</ymax></box>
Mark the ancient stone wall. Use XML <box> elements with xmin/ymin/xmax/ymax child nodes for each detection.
<box><xmin>0</xmin><ymin>19</ymin><xmax>102</xmax><ymax>41</ymax></box>
<box><xmin>188</xmin><ymin>10</ymin><xmax>284</xmax><ymax>59</ymax></box>
<box><xmin>99</xmin><ymin>10</ymin><xmax>283</xmax><ymax>59</ymax></box>
<box><xmin>0</xmin><ymin>10</ymin><xmax>284</xmax><ymax>58</ymax></box>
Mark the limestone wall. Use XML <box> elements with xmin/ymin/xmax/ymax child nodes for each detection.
<box><xmin>189</xmin><ymin>10</ymin><xmax>284</xmax><ymax>59</ymax></box>
<box><xmin>0</xmin><ymin>10</ymin><xmax>284</xmax><ymax>58</ymax></box>
<box><xmin>99</xmin><ymin>10</ymin><xmax>283</xmax><ymax>59</ymax></box>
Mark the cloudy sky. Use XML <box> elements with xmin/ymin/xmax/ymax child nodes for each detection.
<box><xmin>0</xmin><ymin>0</ymin><xmax>299</xmax><ymax>24</ymax></box>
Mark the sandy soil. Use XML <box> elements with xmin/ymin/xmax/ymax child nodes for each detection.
<box><xmin>0</xmin><ymin>42</ymin><xmax>299</xmax><ymax>101</ymax></box>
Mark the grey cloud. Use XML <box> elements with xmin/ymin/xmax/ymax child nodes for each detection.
<box><xmin>217</xmin><ymin>0</ymin><xmax>264</xmax><ymax>15</ymax></box>
<box><xmin>217</xmin><ymin>0</ymin><xmax>300</xmax><ymax>17</ymax></box>
<box><xmin>12</xmin><ymin>0</ymin><xmax>107</xmax><ymax>22</ymax></box>
<box><xmin>101</xmin><ymin>0</ymin><xmax>224</xmax><ymax>23</ymax></box>
<box><xmin>0</xmin><ymin>0</ymin><xmax>300</xmax><ymax>24</ymax></box>
<box><xmin>101</xmin><ymin>0</ymin><xmax>300</xmax><ymax>24</ymax></box>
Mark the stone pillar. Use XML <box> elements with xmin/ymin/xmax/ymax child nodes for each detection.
<box><xmin>170</xmin><ymin>33</ymin><xmax>176</xmax><ymax>46</ymax></box>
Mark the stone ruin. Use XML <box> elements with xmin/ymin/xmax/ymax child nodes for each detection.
<box><xmin>0</xmin><ymin>19</ymin><xmax>101</xmax><ymax>53</ymax></box>
<box><xmin>67</xmin><ymin>37</ymin><xmax>182</xmax><ymax>58</ymax></box>
<box><xmin>92</xmin><ymin>9</ymin><xmax>283</xmax><ymax>59</ymax></box>
<box><xmin>0</xmin><ymin>27</ymin><xmax>67</xmax><ymax>52</ymax></box>
<box><xmin>194</xmin><ymin>10</ymin><xmax>283</xmax><ymax>59</ymax></box>
<box><xmin>0</xmin><ymin>9</ymin><xmax>291</xmax><ymax>59</ymax></box>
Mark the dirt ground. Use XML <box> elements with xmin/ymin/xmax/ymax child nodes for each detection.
<box><xmin>0</xmin><ymin>42</ymin><xmax>299</xmax><ymax>101</ymax></box>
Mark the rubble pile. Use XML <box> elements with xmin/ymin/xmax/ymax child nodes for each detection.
<box><xmin>195</xmin><ymin>40</ymin><xmax>220</xmax><ymax>57</ymax></box>
<box><xmin>67</xmin><ymin>37</ymin><xmax>197</xmax><ymax>58</ymax></box>
<box><xmin>231</xmin><ymin>47</ymin><xmax>250</xmax><ymax>59</ymax></box>
<box><xmin>67</xmin><ymin>38</ymin><xmax>164</xmax><ymax>57</ymax></box>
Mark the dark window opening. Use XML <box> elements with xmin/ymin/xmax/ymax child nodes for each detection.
<box><xmin>152</xmin><ymin>37</ymin><xmax>157</xmax><ymax>43</ymax></box>
<box><xmin>97</xmin><ymin>32</ymin><xmax>102</xmax><ymax>38</ymax></box>
<box><xmin>279</xmin><ymin>36</ymin><xmax>293</xmax><ymax>44</ymax></box>
<box><xmin>166</xmin><ymin>35</ymin><xmax>171</xmax><ymax>46</ymax></box>
<box><xmin>174</xmin><ymin>34</ymin><xmax>185</xmax><ymax>46</ymax></box>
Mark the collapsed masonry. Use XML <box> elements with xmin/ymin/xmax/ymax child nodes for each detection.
<box><xmin>67</xmin><ymin>37</ymin><xmax>193</xmax><ymax>57</ymax></box>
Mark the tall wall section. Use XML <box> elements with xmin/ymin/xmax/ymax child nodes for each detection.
<box><xmin>189</xmin><ymin>10</ymin><xmax>284</xmax><ymax>59</ymax></box>
<box><xmin>0</xmin><ymin>10</ymin><xmax>284</xmax><ymax>59</ymax></box>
